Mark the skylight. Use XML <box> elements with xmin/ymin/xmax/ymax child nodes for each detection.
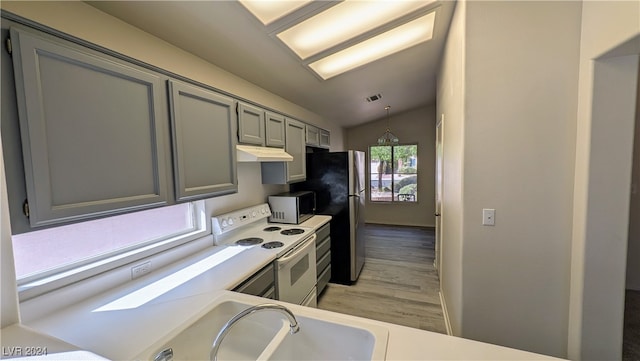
<box><xmin>277</xmin><ymin>1</ymin><xmax>434</xmax><ymax>60</ymax></box>
<box><xmin>309</xmin><ymin>12</ymin><xmax>435</xmax><ymax>80</ymax></box>
<box><xmin>239</xmin><ymin>0</ymin><xmax>438</xmax><ymax>80</ymax></box>
<box><xmin>238</xmin><ymin>0</ymin><xmax>312</xmax><ymax>26</ymax></box>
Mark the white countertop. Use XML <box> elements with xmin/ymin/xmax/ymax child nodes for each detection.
<box><xmin>298</xmin><ymin>215</ymin><xmax>331</xmax><ymax>230</ymax></box>
<box><xmin>0</xmin><ymin>324</ymin><xmax>108</xmax><ymax>360</ymax></box>
<box><xmin>11</xmin><ymin>215</ymin><xmax>562</xmax><ymax>360</ymax></box>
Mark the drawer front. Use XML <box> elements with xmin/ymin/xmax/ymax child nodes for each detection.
<box><xmin>317</xmin><ymin>265</ymin><xmax>331</xmax><ymax>295</ymax></box>
<box><xmin>233</xmin><ymin>263</ymin><xmax>275</xmax><ymax>296</ymax></box>
<box><xmin>316</xmin><ymin>236</ymin><xmax>331</xmax><ymax>261</ymax></box>
<box><xmin>317</xmin><ymin>250</ymin><xmax>331</xmax><ymax>274</ymax></box>
<box><xmin>316</xmin><ymin>223</ymin><xmax>330</xmax><ymax>241</ymax></box>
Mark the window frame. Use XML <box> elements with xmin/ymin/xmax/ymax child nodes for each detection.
<box><xmin>369</xmin><ymin>143</ymin><xmax>419</xmax><ymax>203</ymax></box>
<box><xmin>15</xmin><ymin>201</ymin><xmax>209</xmax><ymax>301</ymax></box>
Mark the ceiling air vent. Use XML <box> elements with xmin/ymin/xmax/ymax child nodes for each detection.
<box><xmin>366</xmin><ymin>93</ymin><xmax>383</xmax><ymax>102</ymax></box>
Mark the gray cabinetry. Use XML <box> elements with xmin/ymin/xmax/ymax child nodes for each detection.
<box><xmin>316</xmin><ymin>223</ymin><xmax>331</xmax><ymax>295</ymax></box>
<box><xmin>284</xmin><ymin>118</ymin><xmax>307</xmax><ymax>183</ymax></box>
<box><xmin>261</xmin><ymin>118</ymin><xmax>306</xmax><ymax>184</ymax></box>
<box><xmin>306</xmin><ymin>124</ymin><xmax>330</xmax><ymax>149</ymax></box>
<box><xmin>10</xmin><ymin>27</ymin><xmax>171</xmax><ymax>227</ymax></box>
<box><xmin>319</xmin><ymin>129</ymin><xmax>331</xmax><ymax>148</ymax></box>
<box><xmin>168</xmin><ymin>80</ymin><xmax>238</xmax><ymax>202</ymax></box>
<box><xmin>233</xmin><ymin>263</ymin><xmax>275</xmax><ymax>299</ymax></box>
<box><xmin>265</xmin><ymin>111</ymin><xmax>285</xmax><ymax>148</ymax></box>
<box><xmin>237</xmin><ymin>101</ymin><xmax>265</xmax><ymax>146</ymax></box>
<box><xmin>305</xmin><ymin>124</ymin><xmax>320</xmax><ymax>146</ymax></box>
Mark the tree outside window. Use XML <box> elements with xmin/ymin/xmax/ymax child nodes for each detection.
<box><xmin>370</xmin><ymin>144</ymin><xmax>418</xmax><ymax>202</ymax></box>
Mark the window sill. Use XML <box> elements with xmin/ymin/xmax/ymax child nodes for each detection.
<box><xmin>19</xmin><ymin>245</ymin><xmax>278</xmax><ymax>359</ymax></box>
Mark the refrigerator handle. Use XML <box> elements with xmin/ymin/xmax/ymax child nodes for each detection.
<box><xmin>351</xmin><ymin>194</ymin><xmax>360</xmax><ymax>227</ymax></box>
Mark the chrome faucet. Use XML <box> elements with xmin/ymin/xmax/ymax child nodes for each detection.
<box><xmin>153</xmin><ymin>348</ymin><xmax>173</xmax><ymax>361</ymax></box>
<box><xmin>209</xmin><ymin>303</ymin><xmax>300</xmax><ymax>361</ymax></box>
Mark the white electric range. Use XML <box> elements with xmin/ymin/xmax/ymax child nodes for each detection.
<box><xmin>211</xmin><ymin>204</ymin><xmax>313</xmax><ymax>257</ymax></box>
<box><xmin>212</xmin><ymin>204</ymin><xmax>318</xmax><ymax>306</ymax></box>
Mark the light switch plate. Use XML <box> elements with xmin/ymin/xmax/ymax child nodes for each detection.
<box><xmin>482</xmin><ymin>209</ymin><xmax>496</xmax><ymax>226</ymax></box>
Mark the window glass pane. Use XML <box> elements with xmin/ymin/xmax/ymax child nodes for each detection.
<box><xmin>370</xmin><ymin>145</ymin><xmax>393</xmax><ymax>201</ymax></box>
<box><xmin>12</xmin><ymin>203</ymin><xmax>195</xmax><ymax>280</ymax></box>
<box><xmin>369</xmin><ymin>144</ymin><xmax>418</xmax><ymax>203</ymax></box>
<box><xmin>394</xmin><ymin>145</ymin><xmax>418</xmax><ymax>202</ymax></box>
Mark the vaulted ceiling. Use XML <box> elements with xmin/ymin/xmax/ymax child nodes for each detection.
<box><xmin>86</xmin><ymin>1</ymin><xmax>455</xmax><ymax>128</ymax></box>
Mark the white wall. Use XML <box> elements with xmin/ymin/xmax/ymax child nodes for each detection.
<box><xmin>437</xmin><ymin>1</ymin><xmax>582</xmax><ymax>357</ymax></box>
<box><xmin>628</xmin><ymin>71</ymin><xmax>640</xmax><ymax>291</ymax></box>
<box><xmin>462</xmin><ymin>1</ymin><xmax>581</xmax><ymax>357</ymax></box>
<box><xmin>1</xmin><ymin>131</ymin><xmax>20</xmax><ymax>328</ymax></box>
<box><xmin>435</xmin><ymin>0</ymin><xmax>465</xmax><ymax>336</ymax></box>
<box><xmin>345</xmin><ymin>105</ymin><xmax>436</xmax><ymax>227</ymax></box>
<box><xmin>205</xmin><ymin>163</ymin><xmax>287</xmax><ymax>216</ymax></box>
<box><xmin>569</xmin><ymin>1</ymin><xmax>640</xmax><ymax>359</ymax></box>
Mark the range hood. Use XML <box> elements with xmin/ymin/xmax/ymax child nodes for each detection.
<box><xmin>236</xmin><ymin>145</ymin><xmax>293</xmax><ymax>162</ymax></box>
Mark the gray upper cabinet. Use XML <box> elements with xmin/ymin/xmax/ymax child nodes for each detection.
<box><xmin>319</xmin><ymin>129</ymin><xmax>331</xmax><ymax>149</ymax></box>
<box><xmin>265</xmin><ymin>111</ymin><xmax>285</xmax><ymax>148</ymax></box>
<box><xmin>305</xmin><ymin>124</ymin><xmax>320</xmax><ymax>147</ymax></box>
<box><xmin>305</xmin><ymin>124</ymin><xmax>330</xmax><ymax>149</ymax></box>
<box><xmin>285</xmin><ymin>118</ymin><xmax>307</xmax><ymax>183</ymax></box>
<box><xmin>261</xmin><ymin>118</ymin><xmax>306</xmax><ymax>184</ymax></box>
<box><xmin>168</xmin><ymin>80</ymin><xmax>238</xmax><ymax>201</ymax></box>
<box><xmin>10</xmin><ymin>27</ymin><xmax>171</xmax><ymax>227</ymax></box>
<box><xmin>237</xmin><ymin>101</ymin><xmax>265</xmax><ymax>146</ymax></box>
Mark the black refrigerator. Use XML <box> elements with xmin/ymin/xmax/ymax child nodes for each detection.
<box><xmin>292</xmin><ymin>150</ymin><xmax>366</xmax><ymax>285</ymax></box>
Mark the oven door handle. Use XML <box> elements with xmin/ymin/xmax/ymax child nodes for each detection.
<box><xmin>278</xmin><ymin>234</ymin><xmax>316</xmax><ymax>263</ymax></box>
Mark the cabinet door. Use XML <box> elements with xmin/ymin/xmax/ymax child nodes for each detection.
<box><xmin>285</xmin><ymin>118</ymin><xmax>307</xmax><ymax>183</ymax></box>
<box><xmin>305</xmin><ymin>125</ymin><xmax>320</xmax><ymax>146</ymax></box>
<box><xmin>319</xmin><ymin>129</ymin><xmax>331</xmax><ymax>148</ymax></box>
<box><xmin>237</xmin><ymin>102</ymin><xmax>265</xmax><ymax>146</ymax></box>
<box><xmin>168</xmin><ymin>80</ymin><xmax>238</xmax><ymax>201</ymax></box>
<box><xmin>10</xmin><ymin>28</ymin><xmax>170</xmax><ymax>227</ymax></box>
<box><xmin>265</xmin><ymin>111</ymin><xmax>285</xmax><ymax>148</ymax></box>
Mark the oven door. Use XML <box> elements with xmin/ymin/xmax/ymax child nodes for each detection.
<box><xmin>275</xmin><ymin>234</ymin><xmax>317</xmax><ymax>305</ymax></box>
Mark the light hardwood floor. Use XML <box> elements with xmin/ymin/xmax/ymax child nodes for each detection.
<box><xmin>317</xmin><ymin>223</ymin><xmax>447</xmax><ymax>334</ymax></box>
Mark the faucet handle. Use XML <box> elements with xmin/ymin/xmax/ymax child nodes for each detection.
<box><xmin>153</xmin><ymin>348</ymin><xmax>173</xmax><ymax>361</ymax></box>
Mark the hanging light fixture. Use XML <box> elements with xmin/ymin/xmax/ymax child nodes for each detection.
<box><xmin>377</xmin><ymin>105</ymin><xmax>399</xmax><ymax>146</ymax></box>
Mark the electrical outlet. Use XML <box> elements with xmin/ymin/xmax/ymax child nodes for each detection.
<box><xmin>131</xmin><ymin>261</ymin><xmax>152</xmax><ymax>280</ymax></box>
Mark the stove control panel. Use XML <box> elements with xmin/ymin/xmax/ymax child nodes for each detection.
<box><xmin>212</xmin><ymin>203</ymin><xmax>271</xmax><ymax>235</ymax></box>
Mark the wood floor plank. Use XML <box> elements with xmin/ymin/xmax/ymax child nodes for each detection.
<box><xmin>317</xmin><ymin>223</ymin><xmax>447</xmax><ymax>334</ymax></box>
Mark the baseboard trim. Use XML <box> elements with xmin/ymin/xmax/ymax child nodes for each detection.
<box><xmin>439</xmin><ymin>290</ymin><xmax>453</xmax><ymax>336</ymax></box>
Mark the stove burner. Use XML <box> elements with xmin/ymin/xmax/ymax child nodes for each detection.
<box><xmin>262</xmin><ymin>241</ymin><xmax>284</xmax><ymax>249</ymax></box>
<box><xmin>263</xmin><ymin>226</ymin><xmax>282</xmax><ymax>232</ymax></box>
<box><xmin>236</xmin><ymin>237</ymin><xmax>263</xmax><ymax>246</ymax></box>
<box><xmin>280</xmin><ymin>228</ymin><xmax>305</xmax><ymax>236</ymax></box>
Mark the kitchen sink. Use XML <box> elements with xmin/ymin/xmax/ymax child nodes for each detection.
<box><xmin>137</xmin><ymin>293</ymin><xmax>388</xmax><ymax>361</ymax></box>
<box><xmin>267</xmin><ymin>314</ymin><xmax>383</xmax><ymax>361</ymax></box>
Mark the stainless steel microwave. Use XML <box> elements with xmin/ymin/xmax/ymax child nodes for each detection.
<box><xmin>268</xmin><ymin>191</ymin><xmax>315</xmax><ymax>224</ymax></box>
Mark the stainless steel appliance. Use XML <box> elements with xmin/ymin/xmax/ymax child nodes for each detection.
<box><xmin>268</xmin><ymin>191</ymin><xmax>315</xmax><ymax>225</ymax></box>
<box><xmin>291</xmin><ymin>150</ymin><xmax>366</xmax><ymax>284</ymax></box>
<box><xmin>212</xmin><ymin>204</ymin><xmax>317</xmax><ymax>306</ymax></box>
